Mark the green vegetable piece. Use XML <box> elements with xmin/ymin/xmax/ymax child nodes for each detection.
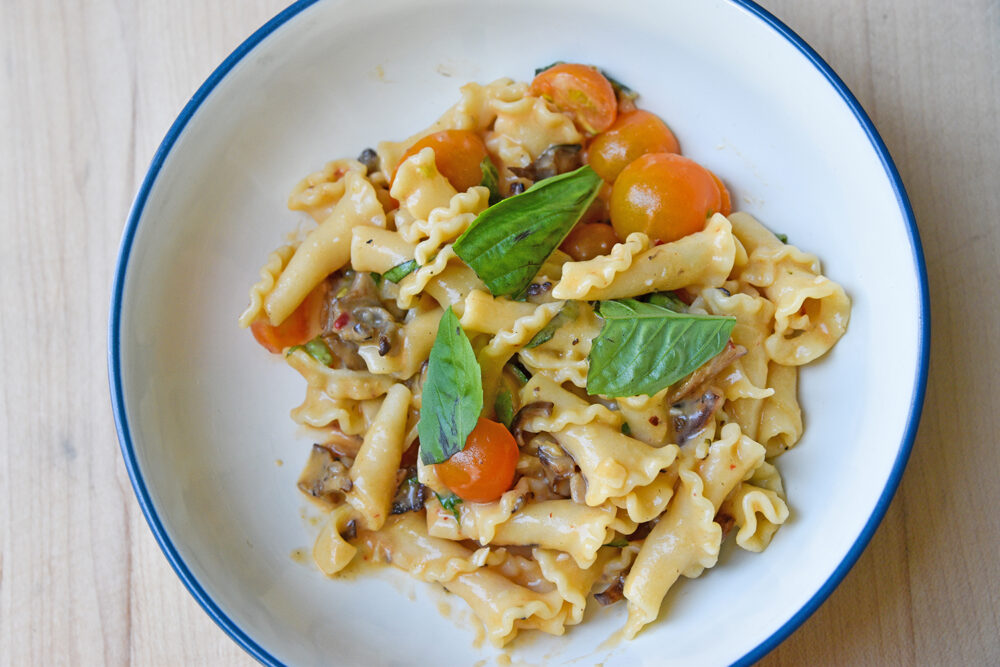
<box><xmin>603</xmin><ymin>538</ymin><xmax>629</xmax><ymax>548</ymax></box>
<box><xmin>370</xmin><ymin>271</ymin><xmax>383</xmax><ymax>287</ymax></box>
<box><xmin>494</xmin><ymin>388</ymin><xmax>515</xmax><ymax>429</ymax></box>
<box><xmin>480</xmin><ymin>157</ymin><xmax>502</xmax><ymax>206</ymax></box>
<box><xmin>776</xmin><ymin>232</ymin><xmax>789</xmax><ymax>244</ymax></box>
<box><xmin>586</xmin><ymin>299</ymin><xmax>736</xmax><ymax>398</ymax></box>
<box><xmin>526</xmin><ymin>301</ymin><xmax>579</xmax><ymax>348</ymax></box>
<box><xmin>620</xmin><ymin>422</ymin><xmax>632</xmax><ymax>436</ymax></box>
<box><xmin>384</xmin><ymin>259</ymin><xmax>418</xmax><ymax>283</ymax></box>
<box><xmin>534</xmin><ymin>60</ymin><xmax>566</xmax><ymax>76</ymax></box>
<box><xmin>601</xmin><ymin>70</ymin><xmax>636</xmax><ymax>100</ymax></box>
<box><xmin>418</xmin><ymin>307</ymin><xmax>483</xmax><ymax>465</ymax></box>
<box><xmin>434</xmin><ymin>490</ymin><xmax>464</xmax><ymax>522</ymax></box>
<box><xmin>287</xmin><ymin>336</ymin><xmax>334</xmax><ymax>366</ymax></box>
<box><xmin>506</xmin><ymin>360</ymin><xmax>531</xmax><ymax>385</ymax></box>
<box><xmin>453</xmin><ymin>165</ymin><xmax>603</xmax><ymax>297</ymax></box>
<box><xmin>646</xmin><ymin>292</ymin><xmax>687</xmax><ymax>312</ymax></box>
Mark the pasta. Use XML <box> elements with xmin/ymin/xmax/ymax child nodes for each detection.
<box><xmin>241</xmin><ymin>64</ymin><xmax>851</xmax><ymax>648</ymax></box>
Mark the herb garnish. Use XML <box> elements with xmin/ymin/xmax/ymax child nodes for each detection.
<box><xmin>287</xmin><ymin>336</ymin><xmax>334</xmax><ymax>366</ymax></box>
<box><xmin>525</xmin><ymin>301</ymin><xmax>579</xmax><ymax>348</ymax></box>
<box><xmin>495</xmin><ymin>388</ymin><xmax>515</xmax><ymax>429</ymax></box>
<box><xmin>384</xmin><ymin>259</ymin><xmax>418</xmax><ymax>284</ymax></box>
<box><xmin>479</xmin><ymin>157</ymin><xmax>502</xmax><ymax>205</ymax></box>
<box><xmin>434</xmin><ymin>491</ymin><xmax>464</xmax><ymax>522</ymax></box>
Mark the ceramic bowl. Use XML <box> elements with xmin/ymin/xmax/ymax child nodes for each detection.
<box><xmin>110</xmin><ymin>0</ymin><xmax>928</xmax><ymax>664</ymax></box>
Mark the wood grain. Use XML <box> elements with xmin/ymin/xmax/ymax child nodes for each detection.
<box><xmin>1</xmin><ymin>0</ymin><xmax>997</xmax><ymax>664</ymax></box>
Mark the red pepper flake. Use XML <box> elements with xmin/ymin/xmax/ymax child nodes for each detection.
<box><xmin>333</xmin><ymin>312</ymin><xmax>350</xmax><ymax>330</ymax></box>
<box><xmin>729</xmin><ymin>464</ymin><xmax>736</xmax><ymax>470</ymax></box>
<box><xmin>648</xmin><ymin>416</ymin><xmax>660</xmax><ymax>426</ymax></box>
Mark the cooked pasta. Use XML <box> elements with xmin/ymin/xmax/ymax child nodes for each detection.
<box><xmin>241</xmin><ymin>64</ymin><xmax>851</xmax><ymax>648</ymax></box>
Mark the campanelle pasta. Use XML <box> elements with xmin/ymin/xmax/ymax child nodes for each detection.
<box><xmin>241</xmin><ymin>65</ymin><xmax>850</xmax><ymax>648</ymax></box>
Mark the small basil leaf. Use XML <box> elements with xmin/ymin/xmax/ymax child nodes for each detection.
<box><xmin>479</xmin><ymin>157</ymin><xmax>502</xmax><ymax>205</ymax></box>
<box><xmin>287</xmin><ymin>336</ymin><xmax>334</xmax><ymax>366</ymax></box>
<box><xmin>434</xmin><ymin>490</ymin><xmax>464</xmax><ymax>522</ymax></box>
<box><xmin>453</xmin><ymin>165</ymin><xmax>603</xmax><ymax>297</ymax></box>
<box><xmin>603</xmin><ymin>538</ymin><xmax>629</xmax><ymax>548</ymax></box>
<box><xmin>506</xmin><ymin>360</ymin><xmax>531</xmax><ymax>385</ymax></box>
<box><xmin>384</xmin><ymin>259</ymin><xmax>418</xmax><ymax>283</ymax></box>
<box><xmin>534</xmin><ymin>60</ymin><xmax>566</xmax><ymax>76</ymax></box>
<box><xmin>776</xmin><ymin>232</ymin><xmax>789</xmax><ymax>244</ymax></box>
<box><xmin>620</xmin><ymin>422</ymin><xmax>632</xmax><ymax>436</ymax></box>
<box><xmin>418</xmin><ymin>307</ymin><xmax>483</xmax><ymax>465</ymax></box>
<box><xmin>645</xmin><ymin>292</ymin><xmax>687</xmax><ymax>313</ymax></box>
<box><xmin>600</xmin><ymin>70</ymin><xmax>636</xmax><ymax>100</ymax></box>
<box><xmin>586</xmin><ymin>299</ymin><xmax>736</xmax><ymax>398</ymax></box>
<box><xmin>525</xmin><ymin>301</ymin><xmax>579</xmax><ymax>348</ymax></box>
<box><xmin>370</xmin><ymin>271</ymin><xmax>383</xmax><ymax>287</ymax></box>
<box><xmin>495</xmin><ymin>388</ymin><xmax>515</xmax><ymax>429</ymax></box>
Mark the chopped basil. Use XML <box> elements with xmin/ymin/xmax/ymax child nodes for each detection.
<box><xmin>434</xmin><ymin>490</ymin><xmax>464</xmax><ymax>522</ymax></box>
<box><xmin>525</xmin><ymin>301</ymin><xmax>579</xmax><ymax>348</ymax></box>
<box><xmin>534</xmin><ymin>60</ymin><xmax>566</xmax><ymax>76</ymax></box>
<box><xmin>586</xmin><ymin>299</ymin><xmax>736</xmax><ymax>398</ymax></box>
<box><xmin>603</xmin><ymin>538</ymin><xmax>629</xmax><ymax>548</ymax></box>
<box><xmin>287</xmin><ymin>336</ymin><xmax>334</xmax><ymax>366</ymax></box>
<box><xmin>418</xmin><ymin>307</ymin><xmax>483</xmax><ymax>465</ymax></box>
<box><xmin>776</xmin><ymin>232</ymin><xmax>789</xmax><ymax>243</ymax></box>
<box><xmin>453</xmin><ymin>165</ymin><xmax>602</xmax><ymax>297</ymax></box>
<box><xmin>601</xmin><ymin>70</ymin><xmax>636</xmax><ymax>100</ymax></box>
<box><xmin>370</xmin><ymin>271</ymin><xmax>383</xmax><ymax>287</ymax></box>
<box><xmin>384</xmin><ymin>259</ymin><xmax>418</xmax><ymax>283</ymax></box>
<box><xmin>645</xmin><ymin>292</ymin><xmax>687</xmax><ymax>312</ymax></box>
<box><xmin>479</xmin><ymin>157</ymin><xmax>502</xmax><ymax>205</ymax></box>
<box><xmin>620</xmin><ymin>422</ymin><xmax>632</xmax><ymax>436</ymax></box>
<box><xmin>506</xmin><ymin>360</ymin><xmax>531</xmax><ymax>385</ymax></box>
<box><xmin>494</xmin><ymin>388</ymin><xmax>515</xmax><ymax>429</ymax></box>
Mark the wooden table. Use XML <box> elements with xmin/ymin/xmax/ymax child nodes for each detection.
<box><xmin>2</xmin><ymin>0</ymin><xmax>997</xmax><ymax>664</ymax></box>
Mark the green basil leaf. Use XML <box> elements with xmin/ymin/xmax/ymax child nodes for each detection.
<box><xmin>506</xmin><ymin>360</ymin><xmax>531</xmax><ymax>385</ymax></box>
<box><xmin>603</xmin><ymin>538</ymin><xmax>629</xmax><ymax>548</ymax></box>
<box><xmin>495</xmin><ymin>388</ymin><xmax>515</xmax><ymax>429</ymax></box>
<box><xmin>384</xmin><ymin>259</ymin><xmax>418</xmax><ymax>283</ymax></box>
<box><xmin>525</xmin><ymin>301</ymin><xmax>579</xmax><ymax>348</ymax></box>
<box><xmin>418</xmin><ymin>306</ymin><xmax>483</xmax><ymax>465</ymax></box>
<box><xmin>586</xmin><ymin>299</ymin><xmax>736</xmax><ymax>397</ymax></box>
<box><xmin>434</xmin><ymin>490</ymin><xmax>464</xmax><ymax>522</ymax></box>
<box><xmin>534</xmin><ymin>60</ymin><xmax>566</xmax><ymax>76</ymax></box>
<box><xmin>620</xmin><ymin>422</ymin><xmax>632</xmax><ymax>436</ymax></box>
<box><xmin>287</xmin><ymin>336</ymin><xmax>334</xmax><ymax>366</ymax></box>
<box><xmin>453</xmin><ymin>165</ymin><xmax>602</xmax><ymax>297</ymax></box>
<box><xmin>370</xmin><ymin>271</ymin><xmax>383</xmax><ymax>287</ymax></box>
<box><xmin>645</xmin><ymin>292</ymin><xmax>687</xmax><ymax>312</ymax></box>
<box><xmin>776</xmin><ymin>232</ymin><xmax>788</xmax><ymax>244</ymax></box>
<box><xmin>601</xmin><ymin>70</ymin><xmax>637</xmax><ymax>100</ymax></box>
<box><xmin>480</xmin><ymin>157</ymin><xmax>502</xmax><ymax>206</ymax></box>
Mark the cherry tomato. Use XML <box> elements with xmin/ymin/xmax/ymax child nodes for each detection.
<box><xmin>610</xmin><ymin>153</ymin><xmax>722</xmax><ymax>244</ymax></box>
<box><xmin>394</xmin><ymin>129</ymin><xmax>489</xmax><ymax>192</ymax></box>
<box><xmin>587</xmin><ymin>110</ymin><xmax>680</xmax><ymax>183</ymax></box>
<box><xmin>435</xmin><ymin>418</ymin><xmax>518</xmax><ymax>503</ymax></box>
<box><xmin>709</xmin><ymin>170</ymin><xmax>732</xmax><ymax>217</ymax></box>
<box><xmin>560</xmin><ymin>222</ymin><xmax>620</xmax><ymax>261</ymax></box>
<box><xmin>250</xmin><ymin>287</ymin><xmax>322</xmax><ymax>353</ymax></box>
<box><xmin>530</xmin><ymin>63</ymin><xmax>617</xmax><ymax>134</ymax></box>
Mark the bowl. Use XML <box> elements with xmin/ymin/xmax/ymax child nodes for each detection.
<box><xmin>109</xmin><ymin>0</ymin><xmax>928</xmax><ymax>664</ymax></box>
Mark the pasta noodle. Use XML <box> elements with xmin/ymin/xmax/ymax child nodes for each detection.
<box><xmin>241</xmin><ymin>66</ymin><xmax>852</xmax><ymax>648</ymax></box>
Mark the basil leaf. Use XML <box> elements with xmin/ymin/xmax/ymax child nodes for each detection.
<box><xmin>601</xmin><ymin>70</ymin><xmax>636</xmax><ymax>100</ymax></box>
<box><xmin>586</xmin><ymin>299</ymin><xmax>736</xmax><ymax>397</ymax></box>
<box><xmin>495</xmin><ymin>388</ymin><xmax>515</xmax><ymax>429</ymax></box>
<box><xmin>525</xmin><ymin>301</ymin><xmax>579</xmax><ymax>348</ymax></box>
<box><xmin>418</xmin><ymin>307</ymin><xmax>483</xmax><ymax>465</ymax></box>
<box><xmin>453</xmin><ymin>165</ymin><xmax>602</xmax><ymax>297</ymax></box>
<box><xmin>534</xmin><ymin>60</ymin><xmax>566</xmax><ymax>76</ymax></box>
<box><xmin>620</xmin><ymin>422</ymin><xmax>632</xmax><ymax>436</ymax></box>
<box><xmin>370</xmin><ymin>271</ymin><xmax>383</xmax><ymax>287</ymax></box>
<box><xmin>776</xmin><ymin>232</ymin><xmax>788</xmax><ymax>244</ymax></box>
<box><xmin>434</xmin><ymin>490</ymin><xmax>464</xmax><ymax>522</ymax></box>
<box><xmin>480</xmin><ymin>157</ymin><xmax>502</xmax><ymax>205</ymax></box>
<box><xmin>287</xmin><ymin>336</ymin><xmax>334</xmax><ymax>366</ymax></box>
<box><xmin>603</xmin><ymin>538</ymin><xmax>629</xmax><ymax>548</ymax></box>
<box><xmin>384</xmin><ymin>259</ymin><xmax>418</xmax><ymax>283</ymax></box>
<box><xmin>645</xmin><ymin>292</ymin><xmax>687</xmax><ymax>312</ymax></box>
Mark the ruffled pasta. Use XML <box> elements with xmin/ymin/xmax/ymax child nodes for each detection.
<box><xmin>487</xmin><ymin>94</ymin><xmax>583</xmax><ymax>168</ymax></box>
<box><xmin>288</xmin><ymin>158</ymin><xmax>367</xmax><ymax>222</ymax></box>
<box><xmin>239</xmin><ymin>244</ymin><xmax>296</xmax><ymax>328</ymax></box>
<box><xmin>517</xmin><ymin>300</ymin><xmax>602</xmax><ymax>389</ymax></box>
<box><xmin>313</xmin><ymin>504</ymin><xmax>359</xmax><ymax>576</ymax></box>
<box><xmin>518</xmin><ymin>374</ymin><xmax>622</xmax><ymax>433</ymax></box>
<box><xmin>758</xmin><ymin>362</ymin><xmax>803</xmax><ymax>457</ymax></box>
<box><xmin>410</xmin><ymin>187</ymin><xmax>490</xmax><ymax>264</ymax></box>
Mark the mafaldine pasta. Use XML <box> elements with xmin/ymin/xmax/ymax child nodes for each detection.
<box><xmin>240</xmin><ymin>63</ymin><xmax>850</xmax><ymax>647</ymax></box>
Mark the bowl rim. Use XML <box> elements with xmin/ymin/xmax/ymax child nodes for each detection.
<box><xmin>107</xmin><ymin>0</ymin><xmax>929</xmax><ymax>664</ymax></box>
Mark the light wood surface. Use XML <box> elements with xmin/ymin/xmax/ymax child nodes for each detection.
<box><xmin>2</xmin><ymin>0</ymin><xmax>997</xmax><ymax>664</ymax></box>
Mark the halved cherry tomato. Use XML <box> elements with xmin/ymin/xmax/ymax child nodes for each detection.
<box><xmin>560</xmin><ymin>222</ymin><xmax>620</xmax><ymax>261</ymax></box>
<box><xmin>610</xmin><ymin>153</ymin><xmax>722</xmax><ymax>244</ymax></box>
<box><xmin>530</xmin><ymin>63</ymin><xmax>617</xmax><ymax>134</ymax></box>
<box><xmin>435</xmin><ymin>418</ymin><xmax>518</xmax><ymax>503</ymax></box>
<box><xmin>250</xmin><ymin>287</ymin><xmax>323</xmax><ymax>353</ymax></box>
<box><xmin>394</xmin><ymin>129</ymin><xmax>489</xmax><ymax>192</ymax></box>
<box><xmin>587</xmin><ymin>110</ymin><xmax>680</xmax><ymax>183</ymax></box>
<box><xmin>709</xmin><ymin>170</ymin><xmax>732</xmax><ymax>217</ymax></box>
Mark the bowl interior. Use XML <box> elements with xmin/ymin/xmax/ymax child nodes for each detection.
<box><xmin>114</xmin><ymin>0</ymin><xmax>924</xmax><ymax>664</ymax></box>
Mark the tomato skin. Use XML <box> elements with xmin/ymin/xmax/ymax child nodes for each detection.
<box><xmin>250</xmin><ymin>287</ymin><xmax>322</xmax><ymax>353</ymax></box>
<box><xmin>394</xmin><ymin>130</ymin><xmax>489</xmax><ymax>192</ymax></box>
<box><xmin>610</xmin><ymin>153</ymin><xmax>722</xmax><ymax>244</ymax></box>
<box><xmin>587</xmin><ymin>110</ymin><xmax>680</xmax><ymax>183</ymax></box>
<box><xmin>560</xmin><ymin>222</ymin><xmax>620</xmax><ymax>261</ymax></box>
<box><xmin>435</xmin><ymin>418</ymin><xmax>519</xmax><ymax>503</ymax></box>
<box><xmin>530</xmin><ymin>64</ymin><xmax>617</xmax><ymax>134</ymax></box>
<box><xmin>709</xmin><ymin>170</ymin><xmax>732</xmax><ymax>217</ymax></box>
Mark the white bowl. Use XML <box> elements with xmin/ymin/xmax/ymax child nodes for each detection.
<box><xmin>109</xmin><ymin>0</ymin><xmax>929</xmax><ymax>664</ymax></box>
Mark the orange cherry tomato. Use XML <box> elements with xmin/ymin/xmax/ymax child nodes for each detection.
<box><xmin>530</xmin><ymin>63</ymin><xmax>617</xmax><ymax>134</ymax></box>
<box><xmin>250</xmin><ymin>287</ymin><xmax>322</xmax><ymax>353</ymax></box>
<box><xmin>560</xmin><ymin>222</ymin><xmax>620</xmax><ymax>261</ymax></box>
<box><xmin>587</xmin><ymin>110</ymin><xmax>680</xmax><ymax>183</ymax></box>
<box><xmin>709</xmin><ymin>170</ymin><xmax>732</xmax><ymax>217</ymax></box>
<box><xmin>394</xmin><ymin>129</ymin><xmax>489</xmax><ymax>192</ymax></box>
<box><xmin>435</xmin><ymin>418</ymin><xmax>518</xmax><ymax>503</ymax></box>
<box><xmin>610</xmin><ymin>153</ymin><xmax>722</xmax><ymax>244</ymax></box>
